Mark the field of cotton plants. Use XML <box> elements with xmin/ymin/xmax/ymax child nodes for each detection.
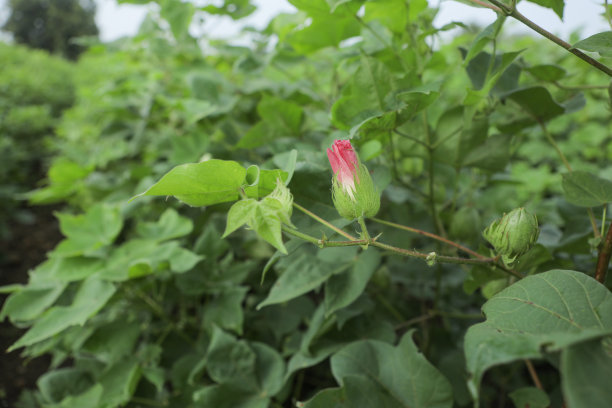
<box><xmin>1</xmin><ymin>1</ymin><xmax>612</xmax><ymax>407</ymax></box>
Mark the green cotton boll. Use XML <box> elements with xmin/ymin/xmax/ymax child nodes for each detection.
<box><xmin>332</xmin><ymin>163</ymin><xmax>380</xmax><ymax>220</ymax></box>
<box><xmin>483</xmin><ymin>207</ymin><xmax>539</xmax><ymax>265</ymax></box>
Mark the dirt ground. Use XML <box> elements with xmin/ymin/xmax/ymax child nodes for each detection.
<box><xmin>0</xmin><ymin>205</ymin><xmax>62</xmax><ymax>407</ymax></box>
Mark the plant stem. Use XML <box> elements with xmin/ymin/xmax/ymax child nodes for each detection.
<box><xmin>595</xmin><ymin>221</ymin><xmax>612</xmax><ymax>283</ymax></box>
<box><xmin>358</xmin><ymin>216</ymin><xmax>371</xmax><ymax>241</ymax></box>
<box><xmin>486</xmin><ymin>0</ymin><xmax>612</xmax><ymax>77</ymax></box>
<box><xmin>394</xmin><ymin>129</ymin><xmax>430</xmax><ymax>148</ymax></box>
<box><xmin>524</xmin><ymin>360</ymin><xmax>544</xmax><ymax>390</ymax></box>
<box><xmin>290</xmin><ymin>206</ymin><xmax>522</xmax><ymax>277</ymax></box>
<box><xmin>372</xmin><ymin>217</ymin><xmax>486</xmax><ymax>259</ymax></box>
<box><xmin>293</xmin><ymin>202</ymin><xmax>356</xmax><ymax>240</ymax></box>
<box><xmin>539</xmin><ymin>121</ymin><xmax>572</xmax><ymax>172</ymax></box>
<box><xmin>281</xmin><ymin>224</ymin><xmax>370</xmax><ymax>247</ymax></box>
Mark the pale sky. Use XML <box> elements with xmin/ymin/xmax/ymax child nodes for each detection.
<box><xmin>0</xmin><ymin>0</ymin><xmax>609</xmax><ymax>43</ymax></box>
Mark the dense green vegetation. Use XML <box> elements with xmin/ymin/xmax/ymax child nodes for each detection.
<box><xmin>0</xmin><ymin>43</ymin><xmax>75</xmax><ymax>237</ymax></box>
<box><xmin>2</xmin><ymin>1</ymin><xmax>612</xmax><ymax>407</ymax></box>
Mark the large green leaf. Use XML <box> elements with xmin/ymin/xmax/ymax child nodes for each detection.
<box><xmin>504</xmin><ymin>86</ymin><xmax>565</xmax><ymax>122</ymax></box>
<box><xmin>561</xmin><ymin>336</ymin><xmax>612</xmax><ymax>408</ymax></box>
<box><xmin>202</xmin><ymin>327</ymin><xmax>285</xmax><ymax>402</ymax></box>
<box><xmin>135</xmin><ymin>160</ymin><xmax>247</xmax><ymax>206</ymax></box>
<box><xmin>238</xmin><ymin>95</ymin><xmax>303</xmax><ymax>148</ymax></box>
<box><xmin>286</xmin><ymin>0</ymin><xmax>360</xmax><ymax>53</ymax></box>
<box><xmin>562</xmin><ymin>171</ymin><xmax>612</xmax><ymax>207</ymax></box>
<box><xmin>363</xmin><ymin>0</ymin><xmax>408</xmax><ymax>33</ymax></box>
<box><xmin>329</xmin><ymin>331</ymin><xmax>453</xmax><ymax>408</ymax></box>
<box><xmin>0</xmin><ymin>280</ymin><xmax>66</xmax><ymax>322</ymax></box>
<box><xmin>53</xmin><ymin>204</ymin><xmax>123</xmax><ymax>257</ymax></box>
<box><xmin>257</xmin><ymin>252</ymin><xmax>337</xmax><ymax>309</ymax></box>
<box><xmin>324</xmin><ymin>249</ymin><xmax>380</xmax><ymax>316</ymax></box>
<box><xmin>464</xmin><ymin>270</ymin><xmax>612</xmax><ymax>402</ymax></box>
<box><xmin>160</xmin><ymin>0</ymin><xmax>195</xmax><ymax>40</ymax></box>
<box><xmin>136</xmin><ymin>208</ymin><xmax>193</xmax><ymax>242</ymax></box>
<box><xmin>573</xmin><ymin>31</ymin><xmax>612</xmax><ymax>56</ymax></box>
<box><xmin>526</xmin><ymin>0</ymin><xmax>564</xmax><ymax>19</ymax></box>
<box><xmin>9</xmin><ymin>278</ymin><xmax>116</xmax><ymax>350</ymax></box>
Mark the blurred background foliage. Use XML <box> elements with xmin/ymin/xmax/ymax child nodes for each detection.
<box><xmin>0</xmin><ymin>0</ymin><xmax>611</xmax><ymax>407</ymax></box>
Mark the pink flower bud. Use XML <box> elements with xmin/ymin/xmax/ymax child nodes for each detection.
<box><xmin>326</xmin><ymin>139</ymin><xmax>380</xmax><ymax>220</ymax></box>
<box><xmin>327</xmin><ymin>139</ymin><xmax>359</xmax><ymax>200</ymax></box>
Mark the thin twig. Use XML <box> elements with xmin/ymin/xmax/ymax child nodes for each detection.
<box><xmin>293</xmin><ymin>202</ymin><xmax>356</xmax><ymax>240</ymax></box>
<box><xmin>524</xmin><ymin>359</ymin><xmax>544</xmax><ymax>390</ymax></box>
<box><xmin>486</xmin><ymin>0</ymin><xmax>612</xmax><ymax>77</ymax></box>
<box><xmin>372</xmin><ymin>217</ymin><xmax>486</xmax><ymax>259</ymax></box>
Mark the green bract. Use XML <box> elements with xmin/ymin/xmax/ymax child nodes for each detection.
<box><xmin>332</xmin><ymin>163</ymin><xmax>380</xmax><ymax>220</ymax></box>
<box><xmin>483</xmin><ymin>208</ymin><xmax>539</xmax><ymax>265</ymax></box>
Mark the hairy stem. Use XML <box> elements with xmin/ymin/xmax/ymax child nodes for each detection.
<box><xmin>281</xmin><ymin>224</ymin><xmax>369</xmax><ymax>247</ymax></box>
<box><xmin>485</xmin><ymin>0</ymin><xmax>612</xmax><ymax>77</ymax></box>
<box><xmin>293</xmin><ymin>202</ymin><xmax>356</xmax><ymax>240</ymax></box>
<box><xmin>372</xmin><ymin>217</ymin><xmax>486</xmax><ymax>259</ymax></box>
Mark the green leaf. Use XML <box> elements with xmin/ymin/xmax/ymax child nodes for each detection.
<box><xmin>509</xmin><ymin>387</ymin><xmax>550</xmax><ymax>408</ymax></box>
<box><xmin>561</xmin><ymin>336</ymin><xmax>612</xmax><ymax>408</ymax></box>
<box><xmin>257</xmin><ymin>252</ymin><xmax>335</xmax><ymax>309</ymax></box>
<box><xmin>203</xmin><ymin>287</ymin><xmax>249</xmax><ymax>334</ymax></box>
<box><xmin>238</xmin><ymin>96</ymin><xmax>303</xmax><ymax>148</ymax></box>
<box><xmin>526</xmin><ymin>64</ymin><xmax>566</xmax><ymax>81</ymax></box>
<box><xmin>504</xmin><ymin>86</ymin><xmax>565</xmax><ymax>122</ymax></box>
<box><xmin>206</xmin><ymin>327</ymin><xmax>258</xmax><ymax>391</ymax></box>
<box><xmin>193</xmin><ymin>385</ymin><xmax>269</xmax><ymax>408</ymax></box>
<box><xmin>526</xmin><ymin>0</ymin><xmax>564</xmax><ymax>19</ymax></box>
<box><xmin>286</xmin><ymin>0</ymin><xmax>360</xmax><ymax>53</ymax></box>
<box><xmin>10</xmin><ymin>278</ymin><xmax>116</xmax><ymax>350</ymax></box>
<box><xmin>48</xmin><ymin>257</ymin><xmax>105</xmax><ymax>282</ymax></box>
<box><xmin>135</xmin><ymin>159</ymin><xmax>247</xmax><ymax>206</ymax></box>
<box><xmin>325</xmin><ymin>249</ymin><xmax>380</xmax><ymax>316</ymax></box>
<box><xmin>330</xmin><ymin>331</ymin><xmax>453</xmax><ymax>408</ymax></box>
<box><xmin>37</xmin><ymin>368</ymin><xmax>93</xmax><ymax>404</ymax></box>
<box><xmin>464</xmin><ymin>17</ymin><xmax>504</xmax><ymax>64</ymax></box>
<box><xmin>53</xmin><ymin>204</ymin><xmax>123</xmax><ymax>257</ymax></box>
<box><xmin>331</xmin><ymin>55</ymin><xmax>397</xmax><ymax>131</ymax></box>
<box><xmin>98</xmin><ymin>359</ymin><xmax>141</xmax><ymax>407</ymax></box>
<box><xmin>462</xmin><ymin>134</ymin><xmax>510</xmax><ymax>172</ymax></box>
<box><xmin>562</xmin><ymin>171</ymin><xmax>612</xmax><ymax>207</ymax></box>
<box><xmin>82</xmin><ymin>320</ymin><xmax>141</xmax><ymax>364</ymax></box>
<box><xmin>464</xmin><ymin>270</ymin><xmax>612</xmax><ymax>401</ymax></box>
<box><xmin>363</xmin><ymin>0</ymin><xmax>408</xmax><ymax>33</ymax></box>
<box><xmin>302</xmin><ymin>387</ymin><xmax>347</xmax><ymax>408</ymax></box>
<box><xmin>136</xmin><ymin>208</ymin><xmax>193</xmax><ymax>242</ymax></box>
<box><xmin>28</xmin><ymin>159</ymin><xmax>91</xmax><ymax>204</ymax></box>
<box><xmin>205</xmin><ymin>327</ymin><xmax>285</xmax><ymax>396</ymax></box>
<box><xmin>160</xmin><ymin>0</ymin><xmax>195</xmax><ymax>40</ymax></box>
<box><xmin>52</xmin><ymin>384</ymin><xmax>103</xmax><ymax>408</ymax></box>
<box><xmin>224</xmin><ymin>199</ymin><xmax>258</xmax><ymax>238</ymax></box>
<box><xmin>250</xmin><ymin>206</ymin><xmax>285</xmax><ymax>253</ymax></box>
<box><xmin>0</xmin><ymin>281</ymin><xmax>66</xmax><ymax>322</ymax></box>
<box><xmin>573</xmin><ymin>31</ymin><xmax>612</xmax><ymax>56</ymax></box>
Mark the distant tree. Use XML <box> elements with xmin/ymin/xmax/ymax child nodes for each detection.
<box><xmin>3</xmin><ymin>0</ymin><xmax>99</xmax><ymax>60</ymax></box>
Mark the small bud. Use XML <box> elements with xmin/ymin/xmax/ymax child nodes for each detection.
<box><xmin>426</xmin><ymin>251</ymin><xmax>437</xmax><ymax>267</ymax></box>
<box><xmin>327</xmin><ymin>139</ymin><xmax>380</xmax><ymax>220</ymax></box>
<box><xmin>268</xmin><ymin>178</ymin><xmax>293</xmax><ymax>217</ymax></box>
<box><xmin>263</xmin><ymin>178</ymin><xmax>294</xmax><ymax>227</ymax></box>
<box><xmin>483</xmin><ymin>207</ymin><xmax>539</xmax><ymax>265</ymax></box>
